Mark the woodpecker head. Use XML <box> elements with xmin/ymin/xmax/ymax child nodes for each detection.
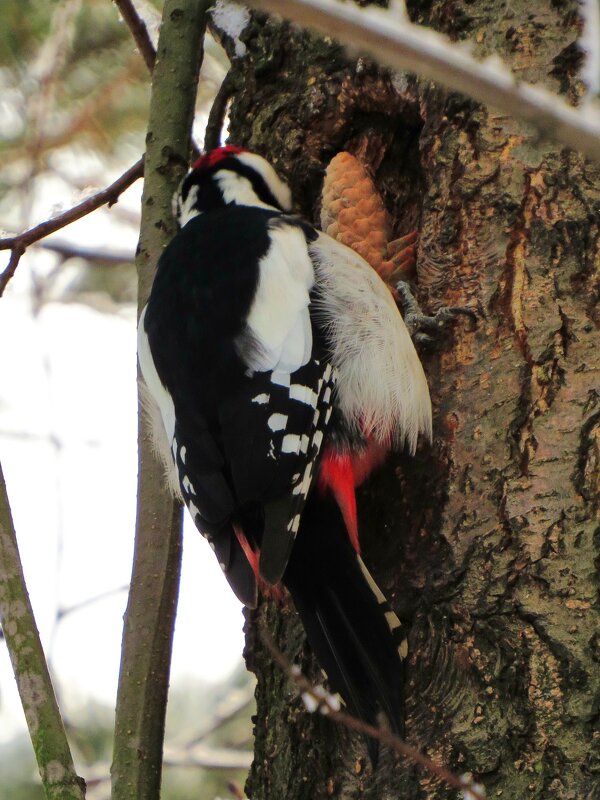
<box><xmin>174</xmin><ymin>146</ymin><xmax>293</xmax><ymax>227</ymax></box>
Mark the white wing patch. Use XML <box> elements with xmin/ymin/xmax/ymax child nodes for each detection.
<box><xmin>239</xmin><ymin>223</ymin><xmax>315</xmax><ymax>374</ymax></box>
<box><xmin>309</xmin><ymin>233</ymin><xmax>432</xmax><ymax>454</ymax></box>
<box><xmin>175</xmin><ymin>184</ymin><xmax>200</xmax><ymax>228</ymax></box>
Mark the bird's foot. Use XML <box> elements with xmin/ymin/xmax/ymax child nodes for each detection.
<box><xmin>396</xmin><ymin>281</ymin><xmax>477</xmax><ymax>346</ymax></box>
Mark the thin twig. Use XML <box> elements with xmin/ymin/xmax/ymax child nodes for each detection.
<box><xmin>204</xmin><ymin>70</ymin><xmax>234</xmax><ymax>151</ymax></box>
<box><xmin>4</xmin><ymin>54</ymin><xmax>145</xmax><ymax>170</ymax></box>
<box><xmin>112</xmin><ymin>0</ymin><xmax>201</xmax><ymax>161</ymax></box>
<box><xmin>56</xmin><ymin>584</ymin><xmax>130</xmax><ymax>621</ymax></box>
<box><xmin>113</xmin><ymin>0</ymin><xmax>157</xmax><ymax>71</ymax></box>
<box><xmin>25</xmin><ymin>0</ymin><xmax>82</xmax><ymax>173</ymax></box>
<box><xmin>0</xmin><ymin>245</ymin><xmax>26</xmax><ymax>296</ymax></box>
<box><xmin>227</xmin><ymin>782</ymin><xmax>247</xmax><ymax>800</ymax></box>
<box><xmin>39</xmin><ymin>240</ymin><xmax>133</xmax><ymax>265</ymax></box>
<box><xmin>261</xmin><ymin>631</ymin><xmax>486</xmax><ymax>800</ymax></box>
<box><xmin>163</xmin><ymin>745</ymin><xmax>253</xmax><ymax>770</ymax></box>
<box><xmin>248</xmin><ymin>0</ymin><xmax>600</xmax><ymax>161</ymax></box>
<box><xmin>0</xmin><ymin>157</ymin><xmax>143</xmax><ymax>297</ymax></box>
<box><xmin>182</xmin><ymin>683</ymin><xmax>255</xmax><ymax>748</ymax></box>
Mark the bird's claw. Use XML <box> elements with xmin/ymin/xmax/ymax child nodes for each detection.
<box><xmin>396</xmin><ymin>281</ymin><xmax>477</xmax><ymax>346</ymax></box>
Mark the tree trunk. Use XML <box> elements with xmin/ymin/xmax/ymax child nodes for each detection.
<box><xmin>219</xmin><ymin>2</ymin><xmax>600</xmax><ymax>797</ymax></box>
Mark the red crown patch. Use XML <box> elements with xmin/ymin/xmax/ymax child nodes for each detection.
<box><xmin>192</xmin><ymin>145</ymin><xmax>246</xmax><ymax>171</ymax></box>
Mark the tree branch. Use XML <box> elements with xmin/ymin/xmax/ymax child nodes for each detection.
<box><xmin>163</xmin><ymin>745</ymin><xmax>253</xmax><ymax>770</ymax></box>
<box><xmin>0</xmin><ymin>461</ymin><xmax>86</xmax><ymax>800</ymax></box>
<box><xmin>248</xmin><ymin>0</ymin><xmax>600</xmax><ymax>161</ymax></box>
<box><xmin>0</xmin><ymin>157</ymin><xmax>144</xmax><ymax>297</ymax></box>
<box><xmin>204</xmin><ymin>70</ymin><xmax>234</xmax><ymax>151</ymax></box>
<box><xmin>0</xmin><ymin>0</ymin><xmax>210</xmax><ymax>297</ymax></box>
<box><xmin>261</xmin><ymin>632</ymin><xmax>486</xmax><ymax>800</ymax></box>
<box><xmin>181</xmin><ymin>682</ymin><xmax>255</xmax><ymax>747</ymax></box>
<box><xmin>38</xmin><ymin>240</ymin><xmax>133</xmax><ymax>265</ymax></box>
<box><xmin>113</xmin><ymin>0</ymin><xmax>157</xmax><ymax>72</ymax></box>
<box><xmin>111</xmin><ymin>3</ymin><xmax>212</xmax><ymax>799</ymax></box>
<box><xmin>112</xmin><ymin>0</ymin><xmax>201</xmax><ymax>160</ymax></box>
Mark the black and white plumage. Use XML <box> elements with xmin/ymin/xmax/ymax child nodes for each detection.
<box><xmin>138</xmin><ymin>145</ymin><xmax>432</xmax><ymax>759</ymax></box>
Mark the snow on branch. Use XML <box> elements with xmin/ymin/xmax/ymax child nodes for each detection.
<box><xmin>247</xmin><ymin>0</ymin><xmax>600</xmax><ymax>161</ymax></box>
<box><xmin>579</xmin><ymin>0</ymin><xmax>600</xmax><ymax>98</ymax></box>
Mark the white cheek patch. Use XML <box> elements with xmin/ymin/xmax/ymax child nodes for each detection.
<box><xmin>178</xmin><ymin>184</ymin><xmax>200</xmax><ymax>227</ymax></box>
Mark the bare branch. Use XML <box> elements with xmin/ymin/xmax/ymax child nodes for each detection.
<box><xmin>0</xmin><ymin>461</ymin><xmax>86</xmax><ymax>800</ymax></box>
<box><xmin>0</xmin><ymin>157</ymin><xmax>143</xmax><ymax>297</ymax></box>
<box><xmin>112</xmin><ymin>0</ymin><xmax>201</xmax><ymax>160</ymax></box>
<box><xmin>177</xmin><ymin>682</ymin><xmax>255</xmax><ymax>748</ymax></box>
<box><xmin>111</xmin><ymin>2</ymin><xmax>213</xmax><ymax>798</ymax></box>
<box><xmin>261</xmin><ymin>631</ymin><xmax>486</xmax><ymax>800</ymax></box>
<box><xmin>38</xmin><ymin>240</ymin><xmax>133</xmax><ymax>265</ymax></box>
<box><xmin>227</xmin><ymin>782</ymin><xmax>247</xmax><ymax>800</ymax></box>
<box><xmin>56</xmin><ymin>584</ymin><xmax>129</xmax><ymax>621</ymax></box>
<box><xmin>204</xmin><ymin>70</ymin><xmax>234</xmax><ymax>151</ymax></box>
<box><xmin>0</xmin><ymin>0</ymin><xmax>208</xmax><ymax>298</ymax></box>
<box><xmin>163</xmin><ymin>744</ymin><xmax>253</xmax><ymax>770</ymax></box>
<box><xmin>248</xmin><ymin>0</ymin><xmax>600</xmax><ymax>161</ymax></box>
<box><xmin>0</xmin><ymin>245</ymin><xmax>25</xmax><ymax>297</ymax></box>
<box><xmin>113</xmin><ymin>0</ymin><xmax>157</xmax><ymax>72</ymax></box>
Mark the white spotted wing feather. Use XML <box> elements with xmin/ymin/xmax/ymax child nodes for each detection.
<box><xmin>238</xmin><ymin>222</ymin><xmax>315</xmax><ymax>374</ymax></box>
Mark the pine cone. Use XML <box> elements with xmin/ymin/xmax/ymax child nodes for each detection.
<box><xmin>321</xmin><ymin>151</ymin><xmax>389</xmax><ymax>271</ymax></box>
<box><xmin>320</xmin><ymin>151</ymin><xmax>415</xmax><ymax>282</ymax></box>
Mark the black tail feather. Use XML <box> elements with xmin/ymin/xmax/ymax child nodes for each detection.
<box><xmin>282</xmin><ymin>492</ymin><xmax>406</xmax><ymax>765</ymax></box>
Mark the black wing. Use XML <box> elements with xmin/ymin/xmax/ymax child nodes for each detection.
<box><xmin>144</xmin><ymin>207</ymin><xmax>334</xmax><ymax>601</ymax></box>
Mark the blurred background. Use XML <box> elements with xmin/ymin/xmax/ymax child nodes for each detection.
<box><xmin>0</xmin><ymin>2</ymin><xmax>254</xmax><ymax>798</ymax></box>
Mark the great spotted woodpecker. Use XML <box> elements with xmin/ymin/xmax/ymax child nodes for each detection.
<box><xmin>138</xmin><ymin>145</ymin><xmax>432</xmax><ymax>758</ymax></box>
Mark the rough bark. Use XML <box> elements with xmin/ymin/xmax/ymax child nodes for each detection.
<box><xmin>220</xmin><ymin>1</ymin><xmax>600</xmax><ymax>798</ymax></box>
